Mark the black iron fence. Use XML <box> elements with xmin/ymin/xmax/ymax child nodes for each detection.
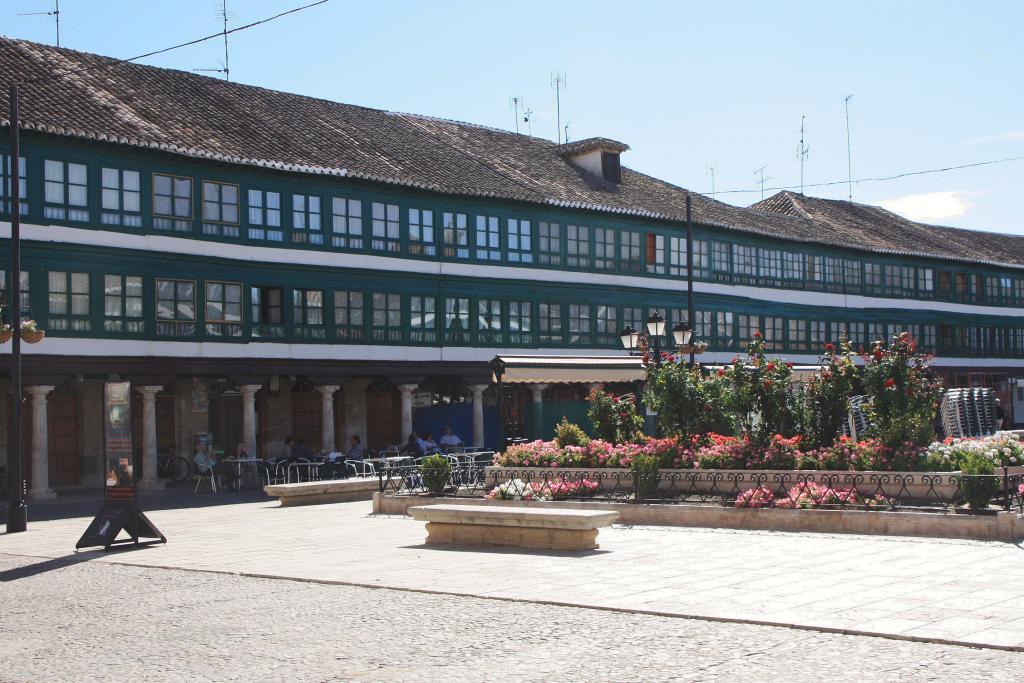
<box><xmin>378</xmin><ymin>464</ymin><xmax>1024</xmax><ymax>513</ymax></box>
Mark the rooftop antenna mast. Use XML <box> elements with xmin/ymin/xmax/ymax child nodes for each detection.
<box><xmin>194</xmin><ymin>0</ymin><xmax>232</xmax><ymax>80</ymax></box>
<box><xmin>551</xmin><ymin>71</ymin><xmax>566</xmax><ymax>143</ymax></box>
<box><xmin>843</xmin><ymin>94</ymin><xmax>854</xmax><ymax>201</ymax></box>
<box><xmin>754</xmin><ymin>164</ymin><xmax>772</xmax><ymax>201</ymax></box>
<box><xmin>706</xmin><ymin>163</ymin><xmax>717</xmax><ymax>198</ymax></box>
<box><xmin>18</xmin><ymin>0</ymin><xmax>61</xmax><ymax>47</ymax></box>
<box><xmin>564</xmin><ymin>121</ymin><xmax>570</xmax><ymax>143</ymax></box>
<box><xmin>797</xmin><ymin>115</ymin><xmax>810</xmax><ymax>195</ymax></box>
<box><xmin>522</xmin><ymin>107</ymin><xmax>533</xmax><ymax>136</ymax></box>
<box><xmin>510</xmin><ymin>97</ymin><xmax>522</xmax><ymax>134</ymax></box>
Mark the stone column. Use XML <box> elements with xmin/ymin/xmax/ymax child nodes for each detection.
<box><xmin>340</xmin><ymin>378</ymin><xmax>370</xmax><ymax>445</ymax></box>
<box><xmin>239</xmin><ymin>384</ymin><xmax>262</xmax><ymax>458</ymax></box>
<box><xmin>137</xmin><ymin>385</ymin><xmax>166</xmax><ymax>490</ymax></box>
<box><xmin>27</xmin><ymin>385</ymin><xmax>56</xmax><ymax>500</ymax></box>
<box><xmin>318</xmin><ymin>385</ymin><xmax>340</xmax><ymax>452</ymax></box>
<box><xmin>529</xmin><ymin>383</ymin><xmax>548</xmax><ymax>440</ymax></box>
<box><xmin>469</xmin><ymin>384</ymin><xmax>488</xmax><ymax>448</ymax></box>
<box><xmin>397</xmin><ymin>384</ymin><xmax>418</xmax><ymax>442</ymax></box>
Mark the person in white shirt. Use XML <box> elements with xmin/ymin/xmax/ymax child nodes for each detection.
<box><xmin>438</xmin><ymin>425</ymin><xmax>463</xmax><ymax>450</ymax></box>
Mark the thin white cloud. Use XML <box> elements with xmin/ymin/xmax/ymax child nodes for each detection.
<box><xmin>880</xmin><ymin>191</ymin><xmax>973</xmax><ymax>222</ymax></box>
<box><xmin>961</xmin><ymin>130</ymin><xmax>1024</xmax><ymax>145</ymax></box>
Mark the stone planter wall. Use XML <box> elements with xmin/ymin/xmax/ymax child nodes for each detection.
<box><xmin>484</xmin><ymin>466</ymin><xmax>963</xmax><ymax>501</ymax></box>
<box><xmin>375</xmin><ymin>493</ymin><xmax>1024</xmax><ymax>542</ymax></box>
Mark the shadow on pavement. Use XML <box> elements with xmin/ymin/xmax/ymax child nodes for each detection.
<box><xmin>399</xmin><ymin>543</ymin><xmax>611</xmax><ymax>557</ymax></box>
<box><xmin>0</xmin><ymin>552</ymin><xmax>100</xmax><ymax>582</ymax></box>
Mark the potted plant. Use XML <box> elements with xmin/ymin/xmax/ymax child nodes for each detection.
<box><xmin>420</xmin><ymin>454</ymin><xmax>452</xmax><ymax>495</ymax></box>
<box><xmin>0</xmin><ymin>322</ymin><xmax>12</xmax><ymax>344</ymax></box>
<box><xmin>630</xmin><ymin>453</ymin><xmax>660</xmax><ymax>501</ymax></box>
<box><xmin>20</xmin><ymin>320</ymin><xmax>45</xmax><ymax>344</ymax></box>
<box><xmin>958</xmin><ymin>452</ymin><xmax>1000</xmax><ymax>514</ymax></box>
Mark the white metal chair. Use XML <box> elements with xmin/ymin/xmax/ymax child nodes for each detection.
<box><xmin>193</xmin><ymin>462</ymin><xmax>218</xmax><ymax>493</ymax></box>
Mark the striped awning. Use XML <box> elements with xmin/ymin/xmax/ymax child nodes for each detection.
<box><xmin>490</xmin><ymin>355</ymin><xmax>646</xmax><ymax>384</ymax></box>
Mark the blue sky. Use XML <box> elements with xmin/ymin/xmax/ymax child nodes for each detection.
<box><xmin>5</xmin><ymin>0</ymin><xmax>1023</xmax><ymax>233</ymax></box>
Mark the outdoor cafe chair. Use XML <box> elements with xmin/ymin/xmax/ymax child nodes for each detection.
<box><xmin>345</xmin><ymin>459</ymin><xmax>376</xmax><ymax>478</ymax></box>
<box><xmin>193</xmin><ymin>462</ymin><xmax>218</xmax><ymax>493</ymax></box>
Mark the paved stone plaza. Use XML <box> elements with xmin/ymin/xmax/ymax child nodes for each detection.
<box><xmin>3</xmin><ymin>497</ymin><xmax>1024</xmax><ymax>680</ymax></box>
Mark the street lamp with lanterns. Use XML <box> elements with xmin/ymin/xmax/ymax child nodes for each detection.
<box><xmin>620</xmin><ymin>313</ymin><xmax>705</xmax><ymax>367</ymax></box>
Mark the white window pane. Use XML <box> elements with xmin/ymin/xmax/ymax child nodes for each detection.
<box><xmin>123</xmin><ymin>191</ymin><xmax>140</xmax><ymax>213</ymax></box>
<box><xmin>68</xmin><ymin>163</ymin><xmax>87</xmax><ymax>185</ymax></box>
<box><xmin>45</xmin><ymin>160</ymin><xmax>63</xmax><ymax>181</ymax></box>
<box><xmin>123</xmin><ymin>171</ymin><xmax>140</xmax><ymax>191</ymax></box>
<box><xmin>101</xmin><ymin>167</ymin><xmax>119</xmax><ymax>188</ymax></box>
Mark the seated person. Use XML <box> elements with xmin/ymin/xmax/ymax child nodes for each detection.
<box><xmin>438</xmin><ymin>426</ymin><xmax>463</xmax><ymax>450</ymax></box>
<box><xmin>346</xmin><ymin>435</ymin><xmax>365</xmax><ymax>461</ymax></box>
<box><xmin>234</xmin><ymin>442</ymin><xmax>249</xmax><ymax>459</ymax></box>
<box><xmin>290</xmin><ymin>435</ymin><xmax>314</xmax><ymax>461</ymax></box>
<box><xmin>194</xmin><ymin>445</ymin><xmax>237</xmax><ymax>487</ymax></box>
<box><xmin>423</xmin><ymin>433</ymin><xmax>439</xmax><ymax>454</ymax></box>
<box><xmin>401</xmin><ymin>432</ymin><xmax>425</xmax><ymax>458</ymax></box>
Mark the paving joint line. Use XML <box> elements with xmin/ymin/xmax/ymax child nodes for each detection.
<box><xmin>3</xmin><ymin>550</ymin><xmax>1019</xmax><ymax>653</ymax></box>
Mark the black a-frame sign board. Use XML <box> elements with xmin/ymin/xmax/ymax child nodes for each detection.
<box><xmin>76</xmin><ymin>382</ymin><xmax>166</xmax><ymax>551</ymax></box>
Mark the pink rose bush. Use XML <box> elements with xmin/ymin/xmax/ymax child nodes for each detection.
<box><xmin>736</xmin><ymin>482</ymin><xmax>892</xmax><ymax>509</ymax></box>
<box><xmin>485</xmin><ymin>477</ymin><xmax>600</xmax><ymax>501</ymax></box>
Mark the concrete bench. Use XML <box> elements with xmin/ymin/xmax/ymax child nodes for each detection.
<box><xmin>408</xmin><ymin>504</ymin><xmax>619</xmax><ymax>551</ymax></box>
<box><xmin>264</xmin><ymin>478</ymin><xmax>378</xmax><ymax>507</ymax></box>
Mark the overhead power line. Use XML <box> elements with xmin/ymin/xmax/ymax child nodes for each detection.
<box><xmin>19</xmin><ymin>0</ymin><xmax>331</xmax><ymax>86</ymax></box>
<box><xmin>704</xmin><ymin>154</ymin><xmax>1024</xmax><ymax>198</ymax></box>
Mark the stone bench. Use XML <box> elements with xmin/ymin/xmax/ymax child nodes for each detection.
<box><xmin>264</xmin><ymin>478</ymin><xmax>378</xmax><ymax>507</ymax></box>
<box><xmin>408</xmin><ymin>504</ymin><xmax>619</xmax><ymax>551</ymax></box>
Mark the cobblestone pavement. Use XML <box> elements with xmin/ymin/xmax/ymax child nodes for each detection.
<box><xmin>3</xmin><ymin>500</ymin><xmax>1024</xmax><ymax>649</ymax></box>
<box><xmin>0</xmin><ymin>554</ymin><xmax>1020</xmax><ymax>683</ymax></box>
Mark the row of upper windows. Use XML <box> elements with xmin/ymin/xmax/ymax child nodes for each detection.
<box><xmin>2</xmin><ymin>154</ymin><xmax>1023</xmax><ymax>306</ymax></box>
<box><xmin>2</xmin><ymin>269</ymin><xmax>1021</xmax><ymax>357</ymax></box>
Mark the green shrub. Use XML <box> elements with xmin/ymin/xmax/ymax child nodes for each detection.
<box><xmin>959</xmin><ymin>452</ymin><xmax>1000</xmax><ymax>511</ymax></box>
<box><xmin>420</xmin><ymin>454</ymin><xmax>451</xmax><ymax>494</ymax></box>
<box><xmin>643</xmin><ymin>362</ymin><xmax>735</xmax><ymax>442</ymax></box>
<box><xmin>587</xmin><ymin>387</ymin><xmax>645</xmax><ymax>445</ymax></box>
<box><xmin>630</xmin><ymin>453</ymin><xmax>660</xmax><ymax>500</ymax></box>
<box><xmin>862</xmin><ymin>332</ymin><xmax>944</xmax><ymax>448</ymax></box>
<box><xmin>554</xmin><ymin>417</ymin><xmax>590</xmax><ymax>448</ymax></box>
<box><xmin>721</xmin><ymin>333</ymin><xmax>801</xmax><ymax>447</ymax></box>
<box><xmin>804</xmin><ymin>337</ymin><xmax>859</xmax><ymax>449</ymax></box>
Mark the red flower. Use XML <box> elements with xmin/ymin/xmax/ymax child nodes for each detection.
<box><xmin>786</xmin><ymin>362</ymin><xmax>793</xmax><ymax>368</ymax></box>
<box><xmin>885</xmin><ymin>378</ymin><xmax>896</xmax><ymax>389</ymax></box>
<box><xmin>874</xmin><ymin>350</ymin><xmax>883</xmax><ymax>361</ymax></box>
<box><xmin>824</xmin><ymin>343</ymin><xmax>836</xmax><ymax>352</ymax></box>
<box><xmin>763</xmin><ymin>380</ymin><xmax>774</xmax><ymax>389</ymax></box>
<box><xmin>716</xmin><ymin>369</ymin><xmax>725</xmax><ymax>377</ymax></box>
<box><xmin>753</xmin><ymin>330</ymin><xmax>763</xmax><ymax>338</ymax></box>
<box><xmin>766</xmin><ymin>362</ymin><xmax>776</xmax><ymax>371</ymax></box>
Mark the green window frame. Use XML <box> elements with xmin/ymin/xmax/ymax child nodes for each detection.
<box><xmin>538</xmin><ymin>221</ymin><xmax>561</xmax><ymax>265</ymax></box>
<box><xmin>291</xmin><ymin>194</ymin><xmax>323</xmax><ymax>245</ymax></box>
<box><xmin>566</xmin><ymin>224</ymin><xmax>590</xmax><ymax>268</ymax></box>
<box><xmin>865</xmin><ymin>263</ymin><xmax>883</xmax><ymax>293</ymax></box>
<box><xmin>0</xmin><ymin>269</ymin><xmax>31</xmax><ymax>313</ymax></box>
<box><xmin>43</xmin><ymin>159</ymin><xmax>89</xmax><ymax>222</ymax></box>
<box><xmin>538</xmin><ymin>302</ymin><xmax>563</xmax><ymax>345</ymax></box>
<box><xmin>247</xmin><ymin>190</ymin><xmax>283</xmax><ymax>242</ymax></box>
<box><xmin>153</xmin><ymin>174</ymin><xmax>193</xmax><ymax>232</ymax></box>
<box><xmin>783</xmin><ymin>252</ymin><xmax>804</xmax><ymax>281</ymax></box>
<box><xmin>847</xmin><ymin>321</ymin><xmax>866</xmax><ymax>349</ymax></box>
<box><xmin>445</xmin><ymin>297</ymin><xmax>470</xmax><ymax>344</ymax></box>
<box><xmin>622</xmin><ymin>306</ymin><xmax>643</xmax><ymax>334</ymax></box>
<box><xmin>334</xmin><ymin>290</ymin><xmax>365</xmax><ymax>341</ymax></box>
<box><xmin>758</xmin><ymin>248</ymin><xmax>782</xmax><ymax>280</ymax></box>
<box><xmin>810</xmin><ymin>320</ymin><xmax>827</xmax><ymax>349</ymax></box>
<box><xmin>407</xmin><ymin>208</ymin><xmax>436</xmax><ymax>257</ymax></box>
<box><xmin>293</xmin><ymin>288</ymin><xmax>325</xmax><ymax>339</ymax></box>
<box><xmin>475</xmin><ymin>215</ymin><xmax>500</xmax><ymax>261</ymax></box>
<box><xmin>507</xmin><ymin>219</ymin><xmax>533</xmax><ymax>263</ymax></box>
<box><xmin>47</xmin><ymin>271</ymin><xmax>91</xmax><ymax>331</ymax></box>
<box><xmin>409</xmin><ymin>295</ymin><xmax>436</xmax><ymax>343</ymax></box>
<box><xmin>738</xmin><ymin>314</ymin><xmax>759</xmax><ymax>347</ymax></box>
<box><xmin>442</xmin><ymin>212</ymin><xmax>469</xmax><ymax>259</ymax></box>
<box><xmin>332</xmin><ymin>197</ymin><xmax>363</xmax><ymax>249</ymax></box>
<box><xmin>595</xmin><ymin>304</ymin><xmax>617</xmax><ymax>346</ymax></box>
<box><xmin>842</xmin><ymin>259</ymin><xmax>861</xmax><ymax>291</ymax></box>
<box><xmin>716</xmin><ymin>311</ymin><xmax>735</xmax><ymax>349</ymax></box>
<box><xmin>371</xmin><ymin>202</ymin><xmax>400</xmax><ymax>253</ymax></box>
<box><xmin>205</xmin><ymin>281</ymin><xmax>243</xmax><ymax>337</ymax></box>
<box><xmin>763</xmin><ymin>316</ymin><xmax>783</xmax><ymax>351</ymax></box>
<box><xmin>371</xmin><ymin>292</ymin><xmax>401</xmax><ymax>342</ymax></box>
<box><xmin>594</xmin><ymin>227</ymin><xmax>615</xmax><ymax>270</ymax></box>
<box><xmin>156</xmin><ymin>278</ymin><xmax>196</xmax><ymax>337</ymax></box>
<box><xmin>710</xmin><ymin>241</ymin><xmax>730</xmax><ymax>280</ymax></box>
<box><xmin>733</xmin><ymin>244</ymin><xmax>756</xmax><ymax>279</ymax></box>
<box><xmin>917</xmin><ymin>268</ymin><xmax>934</xmax><ymax>297</ymax></box>
<box><xmin>508</xmin><ymin>300</ymin><xmax>533</xmax><ymax>345</ymax></box>
<box><xmin>788</xmin><ymin>319</ymin><xmax>808</xmax><ymax>352</ymax></box>
<box><xmin>100</xmin><ymin>168</ymin><xmax>142</xmax><ymax>227</ymax></box>
<box><xmin>619</xmin><ymin>229</ymin><xmax>641</xmax><ymax>272</ymax></box>
<box><xmin>251</xmin><ymin>285</ymin><xmax>284</xmax><ymax>338</ymax></box>
<box><xmin>103</xmin><ymin>274</ymin><xmax>144</xmax><ymax>334</ymax></box>
<box><xmin>568</xmin><ymin>303</ymin><xmax>591</xmax><ymax>345</ymax></box>
<box><xmin>202</xmin><ymin>181</ymin><xmax>240</xmax><ymax>238</ymax></box>
<box><xmin>1</xmin><ymin>155</ymin><xmax>28</xmax><ymax>216</ymax></box>
<box><xmin>476</xmin><ymin>298</ymin><xmax>503</xmax><ymax>344</ymax></box>
<box><xmin>645</xmin><ymin>233</ymin><xmax>666</xmax><ymax>275</ymax></box>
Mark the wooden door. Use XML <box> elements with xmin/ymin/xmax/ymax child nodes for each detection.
<box><xmin>291</xmin><ymin>391</ymin><xmax>322</xmax><ymax>452</ymax></box>
<box><xmin>48</xmin><ymin>394</ymin><xmax>81</xmax><ymax>487</ymax></box>
<box><xmin>366</xmin><ymin>387</ymin><xmax>400</xmax><ymax>450</ymax></box>
<box><xmin>211</xmin><ymin>393</ymin><xmax>243</xmax><ymax>453</ymax></box>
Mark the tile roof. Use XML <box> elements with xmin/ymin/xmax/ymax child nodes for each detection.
<box><xmin>0</xmin><ymin>37</ymin><xmax>1021</xmax><ymax>270</ymax></box>
<box><xmin>556</xmin><ymin>137</ymin><xmax>630</xmax><ymax>156</ymax></box>
<box><xmin>750</xmin><ymin>192</ymin><xmax>1024</xmax><ymax>269</ymax></box>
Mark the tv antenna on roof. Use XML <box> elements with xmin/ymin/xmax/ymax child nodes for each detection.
<box><xmin>522</xmin><ymin>107</ymin><xmax>533</xmax><ymax>136</ymax></box>
<box><xmin>796</xmin><ymin>115</ymin><xmax>810</xmax><ymax>195</ymax></box>
<box><xmin>564</xmin><ymin>121</ymin><xmax>570</xmax><ymax>143</ymax></box>
<box><xmin>18</xmin><ymin>0</ymin><xmax>61</xmax><ymax>47</ymax></box>
<box><xmin>754</xmin><ymin>164</ymin><xmax>772</xmax><ymax>201</ymax></box>
<box><xmin>510</xmin><ymin>97</ymin><xmax>522</xmax><ymax>134</ymax></box>
<box><xmin>706</xmin><ymin>163</ymin><xmax>717</xmax><ymax>199</ymax></box>
<box><xmin>843</xmin><ymin>94</ymin><xmax>854</xmax><ymax>201</ymax></box>
<box><xmin>194</xmin><ymin>0</ymin><xmax>233</xmax><ymax>80</ymax></box>
<box><xmin>551</xmin><ymin>71</ymin><xmax>567</xmax><ymax>143</ymax></box>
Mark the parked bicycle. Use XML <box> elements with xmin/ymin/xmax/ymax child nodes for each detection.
<box><xmin>157</xmin><ymin>446</ymin><xmax>191</xmax><ymax>482</ymax></box>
